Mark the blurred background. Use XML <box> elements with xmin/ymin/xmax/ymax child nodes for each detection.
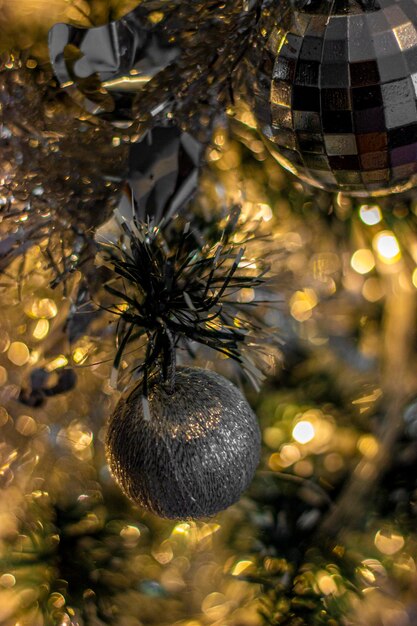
<box><xmin>2</xmin><ymin>2</ymin><xmax>417</xmax><ymax>625</ymax></box>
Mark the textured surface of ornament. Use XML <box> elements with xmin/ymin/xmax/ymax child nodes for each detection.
<box><xmin>106</xmin><ymin>367</ymin><xmax>261</xmax><ymax>519</ymax></box>
<box><xmin>245</xmin><ymin>0</ymin><xmax>417</xmax><ymax>196</ymax></box>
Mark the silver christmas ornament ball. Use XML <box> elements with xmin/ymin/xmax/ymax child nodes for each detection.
<box><xmin>106</xmin><ymin>367</ymin><xmax>261</xmax><ymax>519</ymax></box>
<box><xmin>246</xmin><ymin>0</ymin><xmax>417</xmax><ymax>196</ymax></box>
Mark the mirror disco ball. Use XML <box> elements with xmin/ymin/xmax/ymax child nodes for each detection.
<box><xmin>246</xmin><ymin>0</ymin><xmax>417</xmax><ymax>196</ymax></box>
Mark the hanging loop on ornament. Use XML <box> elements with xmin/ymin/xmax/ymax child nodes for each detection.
<box><xmin>142</xmin><ymin>332</ymin><xmax>157</xmax><ymax>400</ymax></box>
<box><xmin>157</xmin><ymin>318</ymin><xmax>176</xmax><ymax>395</ymax></box>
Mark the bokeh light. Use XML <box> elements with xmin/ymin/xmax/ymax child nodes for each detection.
<box><xmin>351</xmin><ymin>249</ymin><xmax>376</xmax><ymax>274</ymax></box>
<box><xmin>292</xmin><ymin>420</ymin><xmax>315</xmax><ymax>444</ymax></box>
<box><xmin>373</xmin><ymin>231</ymin><xmax>401</xmax><ymax>263</ymax></box>
<box><xmin>359</xmin><ymin>205</ymin><xmax>382</xmax><ymax>226</ymax></box>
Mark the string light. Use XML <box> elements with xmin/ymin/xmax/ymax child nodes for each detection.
<box><xmin>0</xmin><ymin>574</ymin><xmax>16</xmax><ymax>588</ymax></box>
<box><xmin>373</xmin><ymin>231</ymin><xmax>401</xmax><ymax>263</ymax></box>
<box><xmin>7</xmin><ymin>342</ymin><xmax>30</xmax><ymax>366</ymax></box>
<box><xmin>359</xmin><ymin>205</ymin><xmax>382</xmax><ymax>226</ymax></box>
<box><xmin>280</xmin><ymin>444</ymin><xmax>301</xmax><ymax>465</ymax></box>
<box><xmin>290</xmin><ymin>289</ymin><xmax>318</xmax><ymax>322</ymax></box>
<box><xmin>72</xmin><ymin>347</ymin><xmax>89</xmax><ymax>364</ymax></box>
<box><xmin>357</xmin><ymin>435</ymin><xmax>379</xmax><ymax>459</ymax></box>
<box><xmin>362</xmin><ymin>277</ymin><xmax>384</xmax><ymax>302</ymax></box>
<box><xmin>231</xmin><ymin>560</ymin><xmax>254</xmax><ymax>576</ymax></box>
<box><xmin>292</xmin><ymin>421</ymin><xmax>315</xmax><ymax>444</ymax></box>
<box><xmin>317</xmin><ymin>572</ymin><xmax>338</xmax><ymax>596</ymax></box>
<box><xmin>45</xmin><ymin>356</ymin><xmax>68</xmax><ymax>371</ymax></box>
<box><xmin>172</xmin><ymin>523</ymin><xmax>191</xmax><ymax>536</ymax></box>
<box><xmin>33</xmin><ymin>319</ymin><xmax>49</xmax><ymax>339</ymax></box>
<box><xmin>120</xmin><ymin>525</ymin><xmax>141</xmax><ymax>541</ymax></box>
<box><xmin>351</xmin><ymin>249</ymin><xmax>375</xmax><ymax>274</ymax></box>
<box><xmin>15</xmin><ymin>415</ymin><xmax>37</xmax><ymax>436</ymax></box>
<box><xmin>374</xmin><ymin>530</ymin><xmax>405</xmax><ymax>556</ymax></box>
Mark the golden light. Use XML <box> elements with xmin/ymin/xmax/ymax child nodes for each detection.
<box><xmin>239</xmin><ymin>110</ymin><xmax>257</xmax><ymax>128</ymax></box>
<box><xmin>231</xmin><ymin>560</ymin><xmax>254</xmax><ymax>576</ymax></box>
<box><xmin>148</xmin><ymin>10</ymin><xmax>165</xmax><ymax>24</ymax></box>
<box><xmin>263</xmin><ymin>426</ymin><xmax>284</xmax><ymax>449</ymax></box>
<box><xmin>359</xmin><ymin>204</ymin><xmax>382</xmax><ymax>226</ymax></box>
<box><xmin>208</xmin><ymin>148</ymin><xmax>221</xmax><ymax>162</ymax></box>
<box><xmin>7</xmin><ymin>342</ymin><xmax>30</xmax><ymax>366</ymax></box>
<box><xmin>280</xmin><ymin>444</ymin><xmax>301</xmax><ymax>466</ymax></box>
<box><xmin>28</xmin><ymin>350</ymin><xmax>40</xmax><ymax>365</ymax></box>
<box><xmin>0</xmin><ymin>408</ymin><xmax>9</xmax><ymax>427</ymax></box>
<box><xmin>238</xmin><ymin>288</ymin><xmax>255</xmax><ymax>303</ymax></box>
<box><xmin>309</xmin><ymin>418</ymin><xmax>334</xmax><ymax>450</ymax></box>
<box><xmin>73</xmin><ymin>347</ymin><xmax>89</xmax><ymax>365</ymax></box>
<box><xmin>172</xmin><ymin>523</ymin><xmax>191</xmax><ymax>536</ymax></box>
<box><xmin>73</xmin><ymin>430</ymin><xmax>93</xmax><ymax>452</ymax></box>
<box><xmin>294</xmin><ymin>459</ymin><xmax>314</xmax><ymax>477</ymax></box>
<box><xmin>350</xmin><ymin>249</ymin><xmax>375</xmax><ymax>275</ymax></box>
<box><xmin>120</xmin><ymin>525</ymin><xmax>141</xmax><ymax>541</ymax></box>
<box><xmin>38</xmin><ymin>298</ymin><xmax>58</xmax><ymax>318</ymax></box>
<box><xmin>290</xmin><ymin>289</ymin><xmax>318</xmax><ymax>322</ymax></box>
<box><xmin>0</xmin><ymin>367</ymin><xmax>7</xmax><ymax>386</ymax></box>
<box><xmin>374</xmin><ymin>530</ymin><xmax>405</xmax><ymax>555</ymax></box>
<box><xmin>268</xmin><ymin>452</ymin><xmax>283</xmax><ymax>471</ymax></box>
<box><xmin>240</xmin><ymin>258</ymin><xmax>258</xmax><ymax>270</ymax></box>
<box><xmin>362</xmin><ymin>278</ymin><xmax>384</xmax><ymax>302</ymax></box>
<box><xmin>0</xmin><ymin>574</ymin><xmax>16</xmax><ymax>588</ymax></box>
<box><xmin>256</xmin><ymin>203</ymin><xmax>273</xmax><ymax>221</ymax></box>
<box><xmin>201</xmin><ymin>592</ymin><xmax>229</xmax><ymax>620</ymax></box>
<box><xmin>395</xmin><ymin>554</ymin><xmax>416</xmax><ymax>573</ymax></box>
<box><xmin>45</xmin><ymin>356</ymin><xmax>68</xmax><ymax>372</ymax></box>
<box><xmin>197</xmin><ymin>523</ymin><xmax>220</xmax><ymax>542</ymax></box>
<box><xmin>49</xmin><ymin>592</ymin><xmax>66</xmax><ymax>609</ymax></box>
<box><xmin>373</xmin><ymin>231</ymin><xmax>401</xmax><ymax>263</ymax></box>
<box><xmin>357</xmin><ymin>564</ymin><xmax>376</xmax><ymax>585</ymax></box>
<box><xmin>15</xmin><ymin>415</ymin><xmax>37</xmax><ymax>437</ymax></box>
<box><xmin>26</xmin><ymin>298</ymin><xmax>58</xmax><ymax>320</ymax></box>
<box><xmin>33</xmin><ymin>319</ymin><xmax>49</xmax><ymax>340</ymax></box>
<box><xmin>357</xmin><ymin>434</ymin><xmax>379</xmax><ymax>459</ymax></box>
<box><xmin>214</xmin><ymin>131</ymin><xmax>226</xmax><ymax>147</ymax></box>
<box><xmin>292</xmin><ymin>420</ymin><xmax>315</xmax><ymax>444</ymax></box>
<box><xmin>216</xmin><ymin>148</ymin><xmax>240</xmax><ymax>170</ymax></box>
<box><xmin>317</xmin><ymin>572</ymin><xmax>338</xmax><ymax>596</ymax></box>
<box><xmin>58</xmin><ymin>422</ymin><xmax>93</xmax><ymax>458</ymax></box>
<box><xmin>0</xmin><ymin>330</ymin><xmax>10</xmax><ymax>353</ymax></box>
<box><xmin>152</xmin><ymin>540</ymin><xmax>174</xmax><ymax>565</ymax></box>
